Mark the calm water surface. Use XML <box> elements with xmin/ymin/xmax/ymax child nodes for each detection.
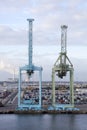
<box><xmin>0</xmin><ymin>114</ymin><xmax>87</xmax><ymax>130</ymax></box>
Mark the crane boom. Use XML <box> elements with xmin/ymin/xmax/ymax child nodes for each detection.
<box><xmin>27</xmin><ymin>19</ymin><xmax>34</xmax><ymax>69</ymax></box>
<box><xmin>61</xmin><ymin>25</ymin><xmax>67</xmax><ymax>54</ymax></box>
<box><xmin>27</xmin><ymin>19</ymin><xmax>34</xmax><ymax>75</ymax></box>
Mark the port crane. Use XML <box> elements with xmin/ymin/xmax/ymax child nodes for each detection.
<box><xmin>18</xmin><ymin>19</ymin><xmax>43</xmax><ymax>110</ymax></box>
<box><xmin>52</xmin><ymin>25</ymin><xmax>74</xmax><ymax>110</ymax></box>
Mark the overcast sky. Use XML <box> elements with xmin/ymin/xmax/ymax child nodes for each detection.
<box><xmin>0</xmin><ymin>0</ymin><xmax>87</xmax><ymax>81</ymax></box>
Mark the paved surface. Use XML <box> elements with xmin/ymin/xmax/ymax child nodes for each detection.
<box><xmin>0</xmin><ymin>93</ymin><xmax>87</xmax><ymax>113</ymax></box>
<box><xmin>75</xmin><ymin>104</ymin><xmax>87</xmax><ymax>111</ymax></box>
<box><xmin>0</xmin><ymin>95</ymin><xmax>18</xmax><ymax>112</ymax></box>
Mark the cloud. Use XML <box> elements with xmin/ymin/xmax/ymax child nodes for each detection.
<box><xmin>0</xmin><ymin>60</ymin><xmax>5</xmax><ymax>69</ymax></box>
<box><xmin>0</xmin><ymin>58</ymin><xmax>13</xmax><ymax>73</ymax></box>
<box><xmin>71</xmin><ymin>57</ymin><xmax>87</xmax><ymax>81</ymax></box>
<box><xmin>0</xmin><ymin>0</ymin><xmax>32</xmax><ymax>12</ymax></box>
<box><xmin>0</xmin><ymin>0</ymin><xmax>87</xmax><ymax>81</ymax></box>
<box><xmin>0</xmin><ymin>25</ymin><xmax>27</xmax><ymax>45</ymax></box>
<box><xmin>0</xmin><ymin>70</ymin><xmax>12</xmax><ymax>81</ymax></box>
<box><xmin>0</xmin><ymin>0</ymin><xmax>87</xmax><ymax>47</ymax></box>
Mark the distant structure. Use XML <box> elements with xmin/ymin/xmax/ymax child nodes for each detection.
<box><xmin>52</xmin><ymin>25</ymin><xmax>74</xmax><ymax>110</ymax></box>
<box><xmin>18</xmin><ymin>19</ymin><xmax>43</xmax><ymax>110</ymax></box>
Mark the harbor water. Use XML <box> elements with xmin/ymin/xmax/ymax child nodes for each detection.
<box><xmin>0</xmin><ymin>114</ymin><xmax>87</xmax><ymax>130</ymax></box>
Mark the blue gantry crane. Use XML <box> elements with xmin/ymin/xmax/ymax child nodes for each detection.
<box><xmin>52</xmin><ymin>25</ymin><xmax>74</xmax><ymax>110</ymax></box>
<box><xmin>18</xmin><ymin>19</ymin><xmax>43</xmax><ymax>110</ymax></box>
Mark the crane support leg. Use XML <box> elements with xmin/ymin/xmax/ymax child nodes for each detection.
<box><xmin>70</xmin><ymin>69</ymin><xmax>74</xmax><ymax>106</ymax></box>
<box><xmin>39</xmin><ymin>70</ymin><xmax>42</xmax><ymax>106</ymax></box>
<box><xmin>18</xmin><ymin>68</ymin><xmax>21</xmax><ymax>108</ymax></box>
<box><xmin>52</xmin><ymin>69</ymin><xmax>55</xmax><ymax>106</ymax></box>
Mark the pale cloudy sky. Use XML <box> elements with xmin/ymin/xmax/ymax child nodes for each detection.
<box><xmin>0</xmin><ymin>0</ymin><xmax>87</xmax><ymax>81</ymax></box>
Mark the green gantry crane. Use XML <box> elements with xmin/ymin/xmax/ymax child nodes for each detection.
<box><xmin>52</xmin><ymin>25</ymin><xmax>74</xmax><ymax>110</ymax></box>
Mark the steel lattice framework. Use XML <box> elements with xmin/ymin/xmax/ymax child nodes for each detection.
<box><xmin>52</xmin><ymin>25</ymin><xmax>74</xmax><ymax>110</ymax></box>
<box><xmin>18</xmin><ymin>19</ymin><xmax>43</xmax><ymax>110</ymax></box>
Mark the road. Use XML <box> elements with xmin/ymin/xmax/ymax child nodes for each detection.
<box><xmin>0</xmin><ymin>92</ymin><xmax>18</xmax><ymax>112</ymax></box>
